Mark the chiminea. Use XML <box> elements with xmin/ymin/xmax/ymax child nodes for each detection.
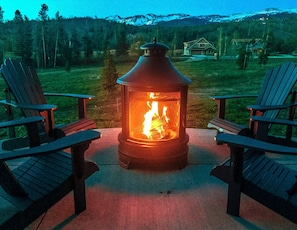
<box><xmin>117</xmin><ymin>39</ymin><xmax>192</xmax><ymax>170</ymax></box>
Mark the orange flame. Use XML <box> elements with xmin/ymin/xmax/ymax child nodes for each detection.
<box><xmin>142</xmin><ymin>93</ymin><xmax>169</xmax><ymax>140</ymax></box>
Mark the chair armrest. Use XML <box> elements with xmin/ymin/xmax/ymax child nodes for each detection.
<box><xmin>0</xmin><ymin>116</ymin><xmax>44</xmax><ymax>129</ymax></box>
<box><xmin>247</xmin><ymin>102</ymin><xmax>297</xmax><ymax>112</ymax></box>
<box><xmin>0</xmin><ymin>130</ymin><xmax>101</xmax><ymax>161</ymax></box>
<box><xmin>210</xmin><ymin>95</ymin><xmax>257</xmax><ymax>119</ymax></box>
<box><xmin>44</xmin><ymin>93</ymin><xmax>94</xmax><ymax>119</ymax></box>
<box><xmin>210</xmin><ymin>95</ymin><xmax>257</xmax><ymax>100</ymax></box>
<box><xmin>250</xmin><ymin>115</ymin><xmax>297</xmax><ymax>142</ymax></box>
<box><xmin>44</xmin><ymin>92</ymin><xmax>94</xmax><ymax>99</ymax></box>
<box><xmin>0</xmin><ymin>116</ymin><xmax>45</xmax><ymax>148</ymax></box>
<box><xmin>250</xmin><ymin>115</ymin><xmax>297</xmax><ymax>127</ymax></box>
<box><xmin>216</xmin><ymin>133</ymin><xmax>297</xmax><ymax>155</ymax></box>
<box><xmin>0</xmin><ymin>100</ymin><xmax>57</xmax><ymax>111</ymax></box>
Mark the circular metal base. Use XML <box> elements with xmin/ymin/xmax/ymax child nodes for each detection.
<box><xmin>118</xmin><ymin>133</ymin><xmax>189</xmax><ymax>170</ymax></box>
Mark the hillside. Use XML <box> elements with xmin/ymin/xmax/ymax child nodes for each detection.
<box><xmin>1</xmin><ymin>7</ymin><xmax>297</xmax><ymax>69</ymax></box>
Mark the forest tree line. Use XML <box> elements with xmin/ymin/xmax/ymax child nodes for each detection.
<box><xmin>0</xmin><ymin>4</ymin><xmax>297</xmax><ymax>69</ymax></box>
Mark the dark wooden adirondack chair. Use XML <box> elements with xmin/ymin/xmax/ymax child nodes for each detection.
<box><xmin>0</xmin><ymin>116</ymin><xmax>101</xmax><ymax>229</ymax></box>
<box><xmin>0</xmin><ymin>58</ymin><xmax>96</xmax><ymax>149</ymax></box>
<box><xmin>208</xmin><ymin>62</ymin><xmax>297</xmax><ymax>138</ymax></box>
<box><xmin>211</xmin><ymin>128</ymin><xmax>297</xmax><ymax>224</ymax></box>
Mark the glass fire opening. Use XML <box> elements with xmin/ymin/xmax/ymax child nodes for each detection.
<box><xmin>129</xmin><ymin>91</ymin><xmax>181</xmax><ymax>141</ymax></box>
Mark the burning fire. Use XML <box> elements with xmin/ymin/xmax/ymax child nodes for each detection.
<box><xmin>142</xmin><ymin>93</ymin><xmax>169</xmax><ymax>140</ymax></box>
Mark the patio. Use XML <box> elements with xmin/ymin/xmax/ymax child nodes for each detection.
<box><xmin>5</xmin><ymin>128</ymin><xmax>296</xmax><ymax>229</ymax></box>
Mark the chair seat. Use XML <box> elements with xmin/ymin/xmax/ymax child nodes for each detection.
<box><xmin>211</xmin><ymin>134</ymin><xmax>297</xmax><ymax>224</ymax></box>
<box><xmin>60</xmin><ymin>117</ymin><xmax>96</xmax><ymax>135</ymax></box>
<box><xmin>0</xmin><ymin>129</ymin><xmax>100</xmax><ymax>229</ymax></box>
<box><xmin>208</xmin><ymin>117</ymin><xmax>248</xmax><ymax>135</ymax></box>
<box><xmin>15</xmin><ymin>152</ymin><xmax>72</xmax><ymax>202</ymax></box>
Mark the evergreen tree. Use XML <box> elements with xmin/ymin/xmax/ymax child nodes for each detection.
<box><xmin>23</xmin><ymin>16</ymin><xmax>33</xmax><ymax>64</ymax></box>
<box><xmin>38</xmin><ymin>4</ymin><xmax>49</xmax><ymax>67</ymax></box>
<box><xmin>258</xmin><ymin>51</ymin><xmax>268</xmax><ymax>65</ymax></box>
<box><xmin>0</xmin><ymin>7</ymin><xmax>4</xmax><ymax>62</ymax></box>
<box><xmin>92</xmin><ymin>21</ymin><xmax>104</xmax><ymax>53</ymax></box>
<box><xmin>70</xmin><ymin>28</ymin><xmax>81</xmax><ymax>64</ymax></box>
<box><xmin>32</xmin><ymin>22</ymin><xmax>42</xmax><ymax>68</ymax></box>
<box><xmin>10</xmin><ymin>10</ymin><xmax>31</xmax><ymax>63</ymax></box>
<box><xmin>101</xmin><ymin>41</ymin><xmax>118</xmax><ymax>94</ymax></box>
<box><xmin>171</xmin><ymin>32</ymin><xmax>178</xmax><ymax>56</ymax></box>
<box><xmin>13</xmin><ymin>12</ymin><xmax>32</xmax><ymax>64</ymax></box>
<box><xmin>13</xmin><ymin>10</ymin><xmax>23</xmax><ymax>57</ymax></box>
<box><xmin>63</xmin><ymin>41</ymin><xmax>72</xmax><ymax>71</ymax></box>
<box><xmin>0</xmin><ymin>6</ymin><xmax>3</xmax><ymax>22</ymax></box>
<box><xmin>115</xmin><ymin>23</ymin><xmax>128</xmax><ymax>56</ymax></box>
<box><xmin>53</xmin><ymin>11</ymin><xmax>62</xmax><ymax>68</ymax></box>
<box><xmin>265</xmin><ymin>31</ymin><xmax>275</xmax><ymax>55</ymax></box>
<box><xmin>81</xmin><ymin>31</ymin><xmax>93</xmax><ymax>64</ymax></box>
<box><xmin>129</xmin><ymin>35</ymin><xmax>144</xmax><ymax>57</ymax></box>
<box><xmin>237</xmin><ymin>48</ymin><xmax>248</xmax><ymax>70</ymax></box>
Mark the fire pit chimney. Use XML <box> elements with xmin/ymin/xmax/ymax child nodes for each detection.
<box><xmin>117</xmin><ymin>40</ymin><xmax>192</xmax><ymax>170</ymax></box>
<box><xmin>142</xmin><ymin>37</ymin><xmax>167</xmax><ymax>57</ymax></box>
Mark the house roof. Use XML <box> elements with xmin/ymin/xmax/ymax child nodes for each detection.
<box><xmin>183</xmin><ymin>37</ymin><xmax>216</xmax><ymax>50</ymax></box>
<box><xmin>231</xmin><ymin>38</ymin><xmax>263</xmax><ymax>44</ymax></box>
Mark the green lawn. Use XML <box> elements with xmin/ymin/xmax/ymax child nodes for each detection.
<box><xmin>0</xmin><ymin>57</ymin><xmax>296</xmax><ymax>139</ymax></box>
<box><xmin>174</xmin><ymin>58</ymin><xmax>297</xmax><ymax>129</ymax></box>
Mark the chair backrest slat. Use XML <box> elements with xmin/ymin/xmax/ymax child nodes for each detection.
<box><xmin>1</xmin><ymin>59</ymin><xmax>47</xmax><ymax>118</ymax></box>
<box><xmin>256</xmin><ymin>62</ymin><xmax>297</xmax><ymax>119</ymax></box>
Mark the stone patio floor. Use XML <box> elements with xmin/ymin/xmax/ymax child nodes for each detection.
<box><xmin>20</xmin><ymin>128</ymin><xmax>297</xmax><ymax>229</ymax></box>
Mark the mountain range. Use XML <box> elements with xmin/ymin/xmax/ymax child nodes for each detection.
<box><xmin>104</xmin><ymin>8</ymin><xmax>297</xmax><ymax>26</ymax></box>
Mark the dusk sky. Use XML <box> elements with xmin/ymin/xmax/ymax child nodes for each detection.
<box><xmin>1</xmin><ymin>0</ymin><xmax>296</xmax><ymax>21</ymax></box>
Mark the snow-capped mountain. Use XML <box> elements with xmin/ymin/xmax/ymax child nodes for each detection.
<box><xmin>218</xmin><ymin>8</ymin><xmax>297</xmax><ymax>22</ymax></box>
<box><xmin>105</xmin><ymin>13</ymin><xmax>191</xmax><ymax>26</ymax></box>
<box><xmin>104</xmin><ymin>8</ymin><xmax>297</xmax><ymax>26</ymax></box>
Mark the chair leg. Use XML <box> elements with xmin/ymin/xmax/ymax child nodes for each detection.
<box><xmin>226</xmin><ymin>145</ymin><xmax>244</xmax><ymax>216</ymax></box>
<box><xmin>227</xmin><ymin>182</ymin><xmax>241</xmax><ymax>216</ymax></box>
<box><xmin>74</xmin><ymin>180</ymin><xmax>86</xmax><ymax>213</ymax></box>
<box><xmin>71</xmin><ymin>142</ymin><xmax>90</xmax><ymax>213</ymax></box>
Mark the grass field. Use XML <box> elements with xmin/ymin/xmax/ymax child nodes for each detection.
<box><xmin>0</xmin><ymin>57</ymin><xmax>296</xmax><ymax>139</ymax></box>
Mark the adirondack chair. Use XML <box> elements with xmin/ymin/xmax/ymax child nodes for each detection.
<box><xmin>207</xmin><ymin>62</ymin><xmax>297</xmax><ymax>139</ymax></box>
<box><xmin>0</xmin><ymin>58</ymin><xmax>96</xmax><ymax>149</ymax></box>
<box><xmin>211</xmin><ymin>128</ymin><xmax>297</xmax><ymax>224</ymax></box>
<box><xmin>0</xmin><ymin>115</ymin><xmax>101</xmax><ymax>229</ymax></box>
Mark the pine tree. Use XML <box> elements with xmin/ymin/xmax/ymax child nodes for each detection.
<box><xmin>81</xmin><ymin>31</ymin><xmax>93</xmax><ymax>64</ymax></box>
<box><xmin>115</xmin><ymin>23</ymin><xmax>128</xmax><ymax>56</ymax></box>
<box><xmin>13</xmin><ymin>10</ymin><xmax>23</xmax><ymax>58</ymax></box>
<box><xmin>53</xmin><ymin>11</ymin><xmax>63</xmax><ymax>68</ymax></box>
<box><xmin>70</xmin><ymin>28</ymin><xmax>81</xmax><ymax>64</ymax></box>
<box><xmin>0</xmin><ymin>7</ymin><xmax>4</xmax><ymax>62</ymax></box>
<box><xmin>38</xmin><ymin>4</ymin><xmax>49</xmax><ymax>67</ymax></box>
<box><xmin>101</xmin><ymin>41</ymin><xmax>118</xmax><ymax>94</ymax></box>
<box><xmin>0</xmin><ymin>7</ymin><xmax>3</xmax><ymax>23</ymax></box>
<box><xmin>237</xmin><ymin>48</ymin><xmax>248</xmax><ymax>70</ymax></box>
<box><xmin>23</xmin><ymin>16</ymin><xmax>33</xmax><ymax>64</ymax></box>
<box><xmin>63</xmin><ymin>41</ymin><xmax>72</xmax><ymax>71</ymax></box>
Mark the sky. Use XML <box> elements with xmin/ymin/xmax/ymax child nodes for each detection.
<box><xmin>1</xmin><ymin>0</ymin><xmax>296</xmax><ymax>21</ymax></box>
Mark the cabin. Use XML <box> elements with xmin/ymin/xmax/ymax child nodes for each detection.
<box><xmin>183</xmin><ymin>38</ymin><xmax>216</xmax><ymax>56</ymax></box>
<box><xmin>231</xmin><ymin>38</ymin><xmax>264</xmax><ymax>55</ymax></box>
